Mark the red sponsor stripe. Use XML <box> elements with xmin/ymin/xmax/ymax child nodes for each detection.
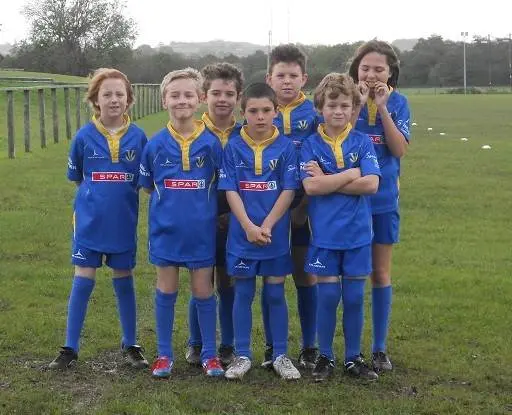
<box><xmin>239</xmin><ymin>181</ymin><xmax>276</xmax><ymax>191</ymax></box>
<box><xmin>91</xmin><ymin>172</ymin><xmax>131</xmax><ymax>182</ymax></box>
<box><xmin>369</xmin><ymin>134</ymin><xmax>384</xmax><ymax>144</ymax></box>
<box><xmin>164</xmin><ymin>179</ymin><xmax>204</xmax><ymax>189</ymax></box>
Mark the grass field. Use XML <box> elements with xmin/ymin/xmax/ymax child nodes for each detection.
<box><xmin>0</xmin><ymin>94</ymin><xmax>511</xmax><ymax>414</ymax></box>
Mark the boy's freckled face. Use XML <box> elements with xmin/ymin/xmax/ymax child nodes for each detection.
<box><xmin>266</xmin><ymin>62</ymin><xmax>307</xmax><ymax>104</ymax></box>
<box><xmin>242</xmin><ymin>97</ymin><xmax>277</xmax><ymax>136</ymax></box>
<box><xmin>321</xmin><ymin>93</ymin><xmax>354</xmax><ymax>131</ymax></box>
<box><xmin>163</xmin><ymin>78</ymin><xmax>201</xmax><ymax>121</ymax></box>
<box><xmin>95</xmin><ymin>78</ymin><xmax>128</xmax><ymax>119</ymax></box>
<box><xmin>358</xmin><ymin>52</ymin><xmax>391</xmax><ymax>86</ymax></box>
<box><xmin>206</xmin><ymin>79</ymin><xmax>238</xmax><ymax>118</ymax></box>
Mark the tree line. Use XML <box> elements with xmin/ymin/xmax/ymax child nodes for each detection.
<box><xmin>1</xmin><ymin>0</ymin><xmax>510</xmax><ymax>89</ymax></box>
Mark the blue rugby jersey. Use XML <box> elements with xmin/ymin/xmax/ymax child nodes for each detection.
<box><xmin>202</xmin><ymin>112</ymin><xmax>242</xmax><ymax>215</ymax></box>
<box><xmin>273</xmin><ymin>92</ymin><xmax>319</xmax><ymax>152</ymax></box>
<box><xmin>218</xmin><ymin>126</ymin><xmax>299</xmax><ymax>260</ymax></box>
<box><xmin>67</xmin><ymin>115</ymin><xmax>147</xmax><ymax>253</ymax></box>
<box><xmin>300</xmin><ymin>124</ymin><xmax>381</xmax><ymax>250</ymax></box>
<box><xmin>355</xmin><ymin>90</ymin><xmax>410</xmax><ymax>214</ymax></box>
<box><xmin>138</xmin><ymin>121</ymin><xmax>222</xmax><ymax>263</ymax></box>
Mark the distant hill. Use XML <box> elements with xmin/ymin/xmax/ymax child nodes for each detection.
<box><xmin>164</xmin><ymin>40</ymin><xmax>266</xmax><ymax>57</ymax></box>
<box><xmin>392</xmin><ymin>39</ymin><xmax>418</xmax><ymax>52</ymax></box>
<box><xmin>0</xmin><ymin>43</ymin><xmax>13</xmax><ymax>56</ymax></box>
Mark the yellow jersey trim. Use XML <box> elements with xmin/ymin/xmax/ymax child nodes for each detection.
<box><xmin>167</xmin><ymin>120</ymin><xmax>205</xmax><ymax>171</ymax></box>
<box><xmin>92</xmin><ymin>114</ymin><xmax>131</xmax><ymax>163</ymax></box>
<box><xmin>278</xmin><ymin>91</ymin><xmax>306</xmax><ymax>135</ymax></box>
<box><xmin>366</xmin><ymin>86</ymin><xmax>394</xmax><ymax>126</ymax></box>
<box><xmin>317</xmin><ymin>123</ymin><xmax>352</xmax><ymax>169</ymax></box>
<box><xmin>240</xmin><ymin>125</ymin><xmax>280</xmax><ymax>176</ymax></box>
<box><xmin>201</xmin><ymin>112</ymin><xmax>236</xmax><ymax>148</ymax></box>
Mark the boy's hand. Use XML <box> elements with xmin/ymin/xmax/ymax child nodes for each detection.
<box><xmin>358</xmin><ymin>81</ymin><xmax>370</xmax><ymax>106</ymax></box>
<box><xmin>374</xmin><ymin>81</ymin><xmax>391</xmax><ymax>108</ymax></box>
<box><xmin>245</xmin><ymin>224</ymin><xmax>271</xmax><ymax>246</ymax></box>
<box><xmin>305</xmin><ymin>161</ymin><xmax>324</xmax><ymax>177</ymax></box>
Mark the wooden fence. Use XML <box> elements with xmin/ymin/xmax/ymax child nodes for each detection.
<box><xmin>2</xmin><ymin>83</ymin><xmax>162</xmax><ymax>159</ymax></box>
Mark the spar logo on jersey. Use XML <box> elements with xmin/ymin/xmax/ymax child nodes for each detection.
<box><xmin>92</xmin><ymin>172</ymin><xmax>134</xmax><ymax>182</ymax></box>
<box><xmin>369</xmin><ymin>134</ymin><xmax>385</xmax><ymax>144</ymax></box>
<box><xmin>269</xmin><ymin>159</ymin><xmax>278</xmax><ymax>170</ymax></box>
<box><xmin>164</xmin><ymin>179</ymin><xmax>205</xmax><ymax>190</ymax></box>
<box><xmin>125</xmin><ymin>150</ymin><xmax>136</xmax><ymax>162</ymax></box>
<box><xmin>240</xmin><ymin>181</ymin><xmax>277</xmax><ymax>191</ymax></box>
<box><xmin>297</xmin><ymin>120</ymin><xmax>309</xmax><ymax>130</ymax></box>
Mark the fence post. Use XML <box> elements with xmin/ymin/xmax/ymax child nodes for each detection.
<box><xmin>75</xmin><ymin>87</ymin><xmax>81</xmax><ymax>129</ymax></box>
<box><xmin>24</xmin><ymin>89</ymin><xmax>31</xmax><ymax>153</ymax></box>
<box><xmin>38</xmin><ymin>89</ymin><xmax>46</xmax><ymax>148</ymax></box>
<box><xmin>51</xmin><ymin>88</ymin><xmax>59</xmax><ymax>143</ymax></box>
<box><xmin>7</xmin><ymin>90</ymin><xmax>15</xmax><ymax>159</ymax></box>
<box><xmin>64</xmin><ymin>88</ymin><xmax>72</xmax><ymax>140</ymax></box>
<box><xmin>134</xmin><ymin>85</ymin><xmax>139</xmax><ymax>120</ymax></box>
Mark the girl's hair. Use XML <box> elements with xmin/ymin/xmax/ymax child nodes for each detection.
<box><xmin>348</xmin><ymin>40</ymin><xmax>400</xmax><ymax>87</ymax></box>
<box><xmin>201</xmin><ymin>62</ymin><xmax>244</xmax><ymax>96</ymax></box>
<box><xmin>313</xmin><ymin>72</ymin><xmax>361</xmax><ymax>110</ymax></box>
<box><xmin>160</xmin><ymin>68</ymin><xmax>203</xmax><ymax>98</ymax></box>
<box><xmin>86</xmin><ymin>68</ymin><xmax>134</xmax><ymax>115</ymax></box>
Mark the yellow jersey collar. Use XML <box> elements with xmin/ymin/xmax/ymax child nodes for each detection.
<box><xmin>240</xmin><ymin>125</ymin><xmax>280</xmax><ymax>175</ymax></box>
<box><xmin>317</xmin><ymin>123</ymin><xmax>352</xmax><ymax>169</ymax></box>
<box><xmin>201</xmin><ymin>112</ymin><xmax>236</xmax><ymax>147</ymax></box>
<box><xmin>167</xmin><ymin>120</ymin><xmax>205</xmax><ymax>171</ymax></box>
<box><xmin>278</xmin><ymin>91</ymin><xmax>306</xmax><ymax>135</ymax></box>
<box><xmin>92</xmin><ymin>114</ymin><xmax>131</xmax><ymax>163</ymax></box>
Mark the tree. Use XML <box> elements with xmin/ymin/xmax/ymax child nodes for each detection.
<box><xmin>22</xmin><ymin>0</ymin><xmax>137</xmax><ymax>75</ymax></box>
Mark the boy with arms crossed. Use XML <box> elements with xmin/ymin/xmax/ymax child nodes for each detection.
<box><xmin>301</xmin><ymin>73</ymin><xmax>381</xmax><ymax>381</ymax></box>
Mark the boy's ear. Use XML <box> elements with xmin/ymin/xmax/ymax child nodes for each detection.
<box><xmin>265</xmin><ymin>73</ymin><xmax>271</xmax><ymax>85</ymax></box>
<box><xmin>239</xmin><ymin>108</ymin><xmax>245</xmax><ymax>118</ymax></box>
<box><xmin>301</xmin><ymin>73</ymin><xmax>308</xmax><ymax>88</ymax></box>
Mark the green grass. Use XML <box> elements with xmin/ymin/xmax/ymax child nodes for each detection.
<box><xmin>0</xmin><ymin>70</ymin><xmax>87</xmax><ymax>86</ymax></box>
<box><xmin>1</xmin><ymin>95</ymin><xmax>512</xmax><ymax>414</ymax></box>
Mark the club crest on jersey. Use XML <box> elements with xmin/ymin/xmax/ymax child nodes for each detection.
<box><xmin>92</xmin><ymin>172</ymin><xmax>134</xmax><ymax>182</ymax></box>
<box><xmin>240</xmin><ymin>181</ymin><xmax>277</xmax><ymax>191</ymax></box>
<box><xmin>196</xmin><ymin>155</ymin><xmax>205</xmax><ymax>168</ymax></box>
<box><xmin>297</xmin><ymin>120</ymin><xmax>309</xmax><ymax>130</ymax></box>
<box><xmin>349</xmin><ymin>153</ymin><xmax>358</xmax><ymax>163</ymax></box>
<box><xmin>125</xmin><ymin>150</ymin><xmax>136</xmax><ymax>162</ymax></box>
<box><xmin>164</xmin><ymin>179</ymin><xmax>205</xmax><ymax>189</ymax></box>
<box><xmin>269</xmin><ymin>159</ymin><xmax>278</xmax><ymax>170</ymax></box>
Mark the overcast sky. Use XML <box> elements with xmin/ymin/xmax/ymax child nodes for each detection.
<box><xmin>1</xmin><ymin>0</ymin><xmax>511</xmax><ymax>47</ymax></box>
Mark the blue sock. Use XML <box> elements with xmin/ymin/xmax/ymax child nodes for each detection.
<box><xmin>188</xmin><ymin>297</ymin><xmax>202</xmax><ymax>346</ymax></box>
<box><xmin>233</xmin><ymin>278</ymin><xmax>256</xmax><ymax>359</ymax></box>
<box><xmin>342</xmin><ymin>278</ymin><xmax>366</xmax><ymax>362</ymax></box>
<box><xmin>112</xmin><ymin>276</ymin><xmax>137</xmax><ymax>347</ymax></box>
<box><xmin>195</xmin><ymin>295</ymin><xmax>217</xmax><ymax>362</ymax></box>
<box><xmin>372</xmin><ymin>285</ymin><xmax>392</xmax><ymax>353</ymax></box>
<box><xmin>65</xmin><ymin>276</ymin><xmax>95</xmax><ymax>352</ymax></box>
<box><xmin>218</xmin><ymin>286</ymin><xmax>235</xmax><ymax>346</ymax></box>
<box><xmin>316</xmin><ymin>282</ymin><xmax>341</xmax><ymax>360</ymax></box>
<box><xmin>155</xmin><ymin>289</ymin><xmax>177</xmax><ymax>359</ymax></box>
<box><xmin>265</xmin><ymin>283</ymin><xmax>288</xmax><ymax>360</ymax></box>
<box><xmin>260</xmin><ymin>284</ymin><xmax>272</xmax><ymax>346</ymax></box>
<box><xmin>297</xmin><ymin>285</ymin><xmax>318</xmax><ymax>349</ymax></box>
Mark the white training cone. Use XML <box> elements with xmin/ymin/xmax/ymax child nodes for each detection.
<box><xmin>412</xmin><ymin>122</ymin><xmax>418</xmax><ymax>126</ymax></box>
<box><xmin>427</xmin><ymin>127</ymin><xmax>433</xmax><ymax>131</ymax></box>
<box><xmin>460</xmin><ymin>137</ymin><xmax>468</xmax><ymax>141</ymax></box>
<box><xmin>439</xmin><ymin>132</ymin><xmax>446</xmax><ymax>136</ymax></box>
<box><xmin>481</xmin><ymin>145</ymin><xmax>491</xmax><ymax>150</ymax></box>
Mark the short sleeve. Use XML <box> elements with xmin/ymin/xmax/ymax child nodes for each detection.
<box><xmin>280</xmin><ymin>142</ymin><xmax>299</xmax><ymax>190</ymax></box>
<box><xmin>360</xmin><ymin>135</ymin><xmax>381</xmax><ymax>177</ymax></box>
<box><xmin>218</xmin><ymin>142</ymin><xmax>237</xmax><ymax>191</ymax></box>
<box><xmin>67</xmin><ymin>134</ymin><xmax>83</xmax><ymax>182</ymax></box>
<box><xmin>138</xmin><ymin>142</ymin><xmax>154</xmax><ymax>189</ymax></box>
<box><xmin>299</xmin><ymin>138</ymin><xmax>315</xmax><ymax>181</ymax></box>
